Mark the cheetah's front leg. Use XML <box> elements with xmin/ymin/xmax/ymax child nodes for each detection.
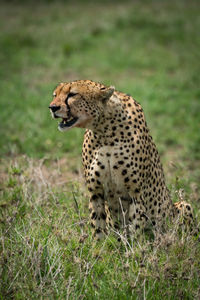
<box><xmin>106</xmin><ymin>197</ymin><xmax>130</xmax><ymax>237</ymax></box>
<box><xmin>88</xmin><ymin>191</ymin><xmax>107</xmax><ymax>240</ymax></box>
<box><xmin>128</xmin><ymin>193</ymin><xmax>147</xmax><ymax>237</ymax></box>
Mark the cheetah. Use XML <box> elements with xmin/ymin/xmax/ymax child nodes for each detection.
<box><xmin>49</xmin><ymin>80</ymin><xmax>194</xmax><ymax>240</ymax></box>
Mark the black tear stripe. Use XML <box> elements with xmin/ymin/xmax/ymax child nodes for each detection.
<box><xmin>65</xmin><ymin>93</ymin><xmax>78</xmax><ymax>110</ymax></box>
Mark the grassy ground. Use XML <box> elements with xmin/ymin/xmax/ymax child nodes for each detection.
<box><xmin>0</xmin><ymin>0</ymin><xmax>200</xmax><ymax>299</ymax></box>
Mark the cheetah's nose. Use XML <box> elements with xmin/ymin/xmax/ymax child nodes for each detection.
<box><xmin>49</xmin><ymin>105</ymin><xmax>61</xmax><ymax>112</ymax></box>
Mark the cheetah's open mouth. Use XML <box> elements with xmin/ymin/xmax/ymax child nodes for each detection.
<box><xmin>58</xmin><ymin>116</ymin><xmax>78</xmax><ymax>130</ymax></box>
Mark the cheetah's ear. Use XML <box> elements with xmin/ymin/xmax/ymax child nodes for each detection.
<box><xmin>100</xmin><ymin>86</ymin><xmax>115</xmax><ymax>102</ymax></box>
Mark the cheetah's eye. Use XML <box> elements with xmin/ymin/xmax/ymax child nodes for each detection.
<box><xmin>65</xmin><ymin>93</ymin><xmax>78</xmax><ymax>105</ymax></box>
<box><xmin>53</xmin><ymin>92</ymin><xmax>56</xmax><ymax>97</ymax></box>
<box><xmin>67</xmin><ymin>92</ymin><xmax>78</xmax><ymax>99</ymax></box>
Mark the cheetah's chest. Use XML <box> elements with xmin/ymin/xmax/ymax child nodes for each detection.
<box><xmin>89</xmin><ymin>146</ymin><xmax>129</xmax><ymax>197</ymax></box>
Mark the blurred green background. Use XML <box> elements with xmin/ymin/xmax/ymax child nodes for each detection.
<box><xmin>0</xmin><ymin>0</ymin><xmax>200</xmax><ymax>165</ymax></box>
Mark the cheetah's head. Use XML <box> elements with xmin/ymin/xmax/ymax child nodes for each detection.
<box><xmin>49</xmin><ymin>80</ymin><xmax>115</xmax><ymax>132</ymax></box>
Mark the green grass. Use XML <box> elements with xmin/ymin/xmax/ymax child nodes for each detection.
<box><xmin>0</xmin><ymin>0</ymin><xmax>200</xmax><ymax>299</ymax></box>
<box><xmin>1</xmin><ymin>157</ymin><xmax>200</xmax><ymax>299</ymax></box>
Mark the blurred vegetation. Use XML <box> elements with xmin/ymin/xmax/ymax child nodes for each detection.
<box><xmin>0</xmin><ymin>0</ymin><xmax>200</xmax><ymax>162</ymax></box>
<box><xmin>0</xmin><ymin>0</ymin><xmax>200</xmax><ymax>299</ymax></box>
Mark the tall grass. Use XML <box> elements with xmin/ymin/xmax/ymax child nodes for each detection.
<box><xmin>1</xmin><ymin>156</ymin><xmax>200</xmax><ymax>299</ymax></box>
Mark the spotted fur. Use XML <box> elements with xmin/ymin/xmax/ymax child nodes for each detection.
<box><xmin>49</xmin><ymin>80</ymin><xmax>194</xmax><ymax>239</ymax></box>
